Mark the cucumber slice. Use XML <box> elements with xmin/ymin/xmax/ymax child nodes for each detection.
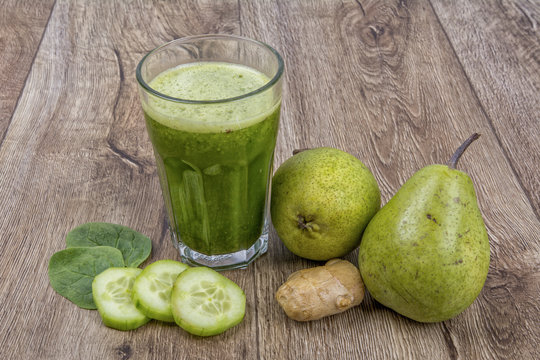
<box><xmin>132</xmin><ymin>260</ymin><xmax>189</xmax><ymax>322</ymax></box>
<box><xmin>92</xmin><ymin>267</ymin><xmax>150</xmax><ymax>331</ymax></box>
<box><xmin>171</xmin><ymin>267</ymin><xmax>246</xmax><ymax>336</ymax></box>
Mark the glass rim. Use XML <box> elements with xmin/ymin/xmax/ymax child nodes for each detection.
<box><xmin>135</xmin><ymin>34</ymin><xmax>284</xmax><ymax>104</ymax></box>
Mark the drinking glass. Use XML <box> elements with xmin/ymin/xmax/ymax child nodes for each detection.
<box><xmin>136</xmin><ymin>34</ymin><xmax>283</xmax><ymax>270</ymax></box>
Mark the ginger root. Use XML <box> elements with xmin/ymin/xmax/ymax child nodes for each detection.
<box><xmin>276</xmin><ymin>259</ymin><xmax>365</xmax><ymax>321</ymax></box>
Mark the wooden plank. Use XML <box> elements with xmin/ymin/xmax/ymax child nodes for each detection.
<box><xmin>0</xmin><ymin>0</ymin><xmax>55</xmax><ymax>144</ymax></box>
<box><xmin>430</xmin><ymin>0</ymin><xmax>540</xmax><ymax>218</ymax></box>
<box><xmin>0</xmin><ymin>0</ymin><xmax>538</xmax><ymax>359</ymax></box>
<box><xmin>0</xmin><ymin>0</ymin><xmax>257</xmax><ymax>359</ymax></box>
<box><xmin>241</xmin><ymin>0</ymin><xmax>540</xmax><ymax>359</ymax></box>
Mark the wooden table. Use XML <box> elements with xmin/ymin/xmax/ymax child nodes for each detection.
<box><xmin>1</xmin><ymin>1</ymin><xmax>538</xmax><ymax>359</ymax></box>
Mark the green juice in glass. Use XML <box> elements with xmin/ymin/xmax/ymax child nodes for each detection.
<box><xmin>142</xmin><ymin>62</ymin><xmax>280</xmax><ymax>257</ymax></box>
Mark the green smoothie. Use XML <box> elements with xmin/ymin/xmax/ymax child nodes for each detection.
<box><xmin>142</xmin><ymin>62</ymin><xmax>280</xmax><ymax>255</ymax></box>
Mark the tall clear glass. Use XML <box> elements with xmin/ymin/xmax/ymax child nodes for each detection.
<box><xmin>136</xmin><ymin>35</ymin><xmax>283</xmax><ymax>270</ymax></box>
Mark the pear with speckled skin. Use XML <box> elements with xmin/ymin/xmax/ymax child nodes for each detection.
<box><xmin>358</xmin><ymin>134</ymin><xmax>490</xmax><ymax>322</ymax></box>
<box><xmin>271</xmin><ymin>147</ymin><xmax>380</xmax><ymax>261</ymax></box>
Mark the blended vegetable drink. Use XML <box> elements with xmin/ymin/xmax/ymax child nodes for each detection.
<box><xmin>137</xmin><ymin>35</ymin><xmax>283</xmax><ymax>270</ymax></box>
<box><xmin>145</xmin><ymin>63</ymin><xmax>279</xmax><ymax>254</ymax></box>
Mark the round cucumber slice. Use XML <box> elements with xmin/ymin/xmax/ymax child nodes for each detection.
<box><xmin>92</xmin><ymin>267</ymin><xmax>150</xmax><ymax>331</ymax></box>
<box><xmin>171</xmin><ymin>267</ymin><xmax>246</xmax><ymax>336</ymax></box>
<box><xmin>132</xmin><ymin>260</ymin><xmax>189</xmax><ymax>322</ymax></box>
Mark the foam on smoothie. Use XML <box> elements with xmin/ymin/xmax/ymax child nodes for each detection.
<box><xmin>144</xmin><ymin>62</ymin><xmax>278</xmax><ymax>133</ymax></box>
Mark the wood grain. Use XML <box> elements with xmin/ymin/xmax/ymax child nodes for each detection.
<box><xmin>430</xmin><ymin>0</ymin><xmax>540</xmax><ymax>219</ymax></box>
<box><xmin>0</xmin><ymin>0</ymin><xmax>538</xmax><ymax>359</ymax></box>
<box><xmin>0</xmin><ymin>0</ymin><xmax>252</xmax><ymax>359</ymax></box>
<box><xmin>242</xmin><ymin>0</ymin><xmax>540</xmax><ymax>359</ymax></box>
<box><xmin>0</xmin><ymin>0</ymin><xmax>55</xmax><ymax>143</ymax></box>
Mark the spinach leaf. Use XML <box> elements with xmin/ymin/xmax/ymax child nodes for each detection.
<box><xmin>65</xmin><ymin>222</ymin><xmax>151</xmax><ymax>267</ymax></box>
<box><xmin>48</xmin><ymin>246</ymin><xmax>125</xmax><ymax>309</ymax></box>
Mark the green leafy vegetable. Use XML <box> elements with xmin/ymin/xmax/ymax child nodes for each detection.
<box><xmin>48</xmin><ymin>246</ymin><xmax>125</xmax><ymax>309</ymax></box>
<box><xmin>66</xmin><ymin>222</ymin><xmax>151</xmax><ymax>267</ymax></box>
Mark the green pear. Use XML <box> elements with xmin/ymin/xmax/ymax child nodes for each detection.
<box><xmin>358</xmin><ymin>134</ymin><xmax>490</xmax><ymax>322</ymax></box>
<box><xmin>271</xmin><ymin>147</ymin><xmax>380</xmax><ymax>260</ymax></box>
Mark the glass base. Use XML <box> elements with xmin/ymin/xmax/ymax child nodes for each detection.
<box><xmin>172</xmin><ymin>221</ymin><xmax>269</xmax><ymax>271</ymax></box>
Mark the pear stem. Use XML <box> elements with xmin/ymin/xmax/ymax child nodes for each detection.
<box><xmin>447</xmin><ymin>133</ymin><xmax>481</xmax><ymax>169</ymax></box>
